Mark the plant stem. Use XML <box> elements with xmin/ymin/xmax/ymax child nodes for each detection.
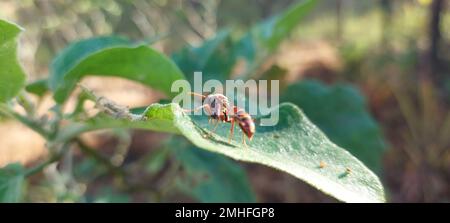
<box><xmin>75</xmin><ymin>138</ymin><xmax>126</xmax><ymax>178</ymax></box>
<box><xmin>24</xmin><ymin>142</ymin><xmax>71</xmax><ymax>177</ymax></box>
<box><xmin>0</xmin><ymin>103</ymin><xmax>50</xmax><ymax>139</ymax></box>
<box><xmin>16</xmin><ymin>91</ymin><xmax>36</xmax><ymax>117</ymax></box>
<box><xmin>25</xmin><ymin>153</ymin><xmax>61</xmax><ymax>177</ymax></box>
<box><xmin>78</xmin><ymin>84</ymin><xmax>142</xmax><ymax>120</ymax></box>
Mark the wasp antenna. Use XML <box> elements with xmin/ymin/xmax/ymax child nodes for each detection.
<box><xmin>188</xmin><ymin>92</ymin><xmax>206</xmax><ymax>98</ymax></box>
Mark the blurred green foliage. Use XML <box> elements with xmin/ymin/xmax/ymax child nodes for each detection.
<box><xmin>0</xmin><ymin>20</ymin><xmax>26</xmax><ymax>102</ymax></box>
<box><xmin>0</xmin><ymin>163</ymin><xmax>25</xmax><ymax>202</ymax></box>
<box><xmin>4</xmin><ymin>0</ymin><xmax>448</xmax><ymax>203</ymax></box>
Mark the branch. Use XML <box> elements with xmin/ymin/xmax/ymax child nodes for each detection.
<box><xmin>25</xmin><ymin>142</ymin><xmax>71</xmax><ymax>177</ymax></box>
<box><xmin>77</xmin><ymin>84</ymin><xmax>143</xmax><ymax>121</ymax></box>
<box><xmin>16</xmin><ymin>91</ymin><xmax>36</xmax><ymax>117</ymax></box>
<box><xmin>0</xmin><ymin>103</ymin><xmax>50</xmax><ymax>139</ymax></box>
<box><xmin>75</xmin><ymin>138</ymin><xmax>126</xmax><ymax>178</ymax></box>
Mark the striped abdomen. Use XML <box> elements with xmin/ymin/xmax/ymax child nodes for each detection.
<box><xmin>235</xmin><ymin>108</ymin><xmax>255</xmax><ymax>140</ymax></box>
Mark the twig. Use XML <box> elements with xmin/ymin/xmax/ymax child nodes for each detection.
<box><xmin>25</xmin><ymin>142</ymin><xmax>71</xmax><ymax>177</ymax></box>
<box><xmin>16</xmin><ymin>91</ymin><xmax>36</xmax><ymax>117</ymax></box>
<box><xmin>75</xmin><ymin>138</ymin><xmax>126</xmax><ymax>178</ymax></box>
<box><xmin>77</xmin><ymin>84</ymin><xmax>143</xmax><ymax>121</ymax></box>
<box><xmin>0</xmin><ymin>103</ymin><xmax>50</xmax><ymax>139</ymax></box>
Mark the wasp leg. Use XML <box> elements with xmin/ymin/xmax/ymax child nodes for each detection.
<box><xmin>206</xmin><ymin>118</ymin><xmax>219</xmax><ymax>138</ymax></box>
<box><xmin>228</xmin><ymin>119</ymin><xmax>235</xmax><ymax>143</ymax></box>
<box><xmin>208</xmin><ymin>116</ymin><xmax>215</xmax><ymax>126</ymax></box>
<box><xmin>212</xmin><ymin>119</ymin><xmax>220</xmax><ymax>133</ymax></box>
<box><xmin>204</xmin><ymin>104</ymin><xmax>212</xmax><ymax>116</ymax></box>
<box><xmin>183</xmin><ymin>104</ymin><xmax>212</xmax><ymax>116</ymax></box>
<box><xmin>204</xmin><ymin>104</ymin><xmax>214</xmax><ymax>128</ymax></box>
<box><xmin>188</xmin><ymin>92</ymin><xmax>207</xmax><ymax>99</ymax></box>
<box><xmin>182</xmin><ymin>105</ymin><xmax>204</xmax><ymax>113</ymax></box>
<box><xmin>242</xmin><ymin>132</ymin><xmax>248</xmax><ymax>147</ymax></box>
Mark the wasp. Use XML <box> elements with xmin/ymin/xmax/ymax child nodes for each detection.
<box><xmin>185</xmin><ymin>92</ymin><xmax>255</xmax><ymax>146</ymax></box>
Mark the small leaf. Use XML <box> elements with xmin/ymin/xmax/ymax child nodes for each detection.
<box><xmin>252</xmin><ymin>0</ymin><xmax>317</xmax><ymax>51</ymax></box>
<box><xmin>58</xmin><ymin>102</ymin><xmax>385</xmax><ymax>202</ymax></box>
<box><xmin>49</xmin><ymin>36</ymin><xmax>185</xmax><ymax>104</ymax></box>
<box><xmin>25</xmin><ymin>78</ymin><xmax>49</xmax><ymax>97</ymax></box>
<box><xmin>172</xmin><ymin>30</ymin><xmax>234</xmax><ymax>83</ymax></box>
<box><xmin>281</xmin><ymin>80</ymin><xmax>387</xmax><ymax>172</ymax></box>
<box><xmin>170</xmin><ymin>137</ymin><xmax>255</xmax><ymax>202</ymax></box>
<box><xmin>145</xmin><ymin>148</ymin><xmax>170</xmax><ymax>175</ymax></box>
<box><xmin>234</xmin><ymin>0</ymin><xmax>317</xmax><ymax>64</ymax></box>
<box><xmin>0</xmin><ymin>163</ymin><xmax>25</xmax><ymax>203</ymax></box>
<box><xmin>0</xmin><ymin>19</ymin><xmax>26</xmax><ymax>102</ymax></box>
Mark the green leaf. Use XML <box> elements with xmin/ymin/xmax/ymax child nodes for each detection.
<box><xmin>170</xmin><ymin>138</ymin><xmax>255</xmax><ymax>202</ymax></box>
<box><xmin>25</xmin><ymin>78</ymin><xmax>49</xmax><ymax>97</ymax></box>
<box><xmin>252</xmin><ymin>0</ymin><xmax>317</xmax><ymax>52</ymax></box>
<box><xmin>172</xmin><ymin>30</ymin><xmax>235</xmax><ymax>83</ymax></box>
<box><xmin>281</xmin><ymin>80</ymin><xmax>387</xmax><ymax>172</ymax></box>
<box><xmin>145</xmin><ymin>148</ymin><xmax>170</xmax><ymax>175</ymax></box>
<box><xmin>233</xmin><ymin>0</ymin><xmax>317</xmax><ymax>65</ymax></box>
<box><xmin>58</xmin><ymin>102</ymin><xmax>385</xmax><ymax>202</ymax></box>
<box><xmin>49</xmin><ymin>36</ymin><xmax>185</xmax><ymax>104</ymax></box>
<box><xmin>0</xmin><ymin>163</ymin><xmax>25</xmax><ymax>203</ymax></box>
<box><xmin>0</xmin><ymin>19</ymin><xmax>26</xmax><ymax>102</ymax></box>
